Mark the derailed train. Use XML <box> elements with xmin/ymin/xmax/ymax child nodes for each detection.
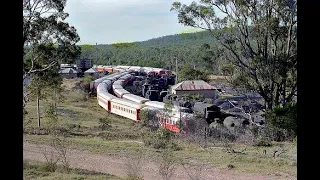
<box><xmin>94</xmin><ymin>71</ymin><xmax>194</xmax><ymax>133</ymax></box>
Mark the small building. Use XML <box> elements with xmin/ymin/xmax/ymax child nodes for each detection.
<box><xmin>59</xmin><ymin>68</ymin><xmax>78</xmax><ymax>79</ymax></box>
<box><xmin>84</xmin><ymin>68</ymin><xmax>99</xmax><ymax>79</ymax></box>
<box><xmin>170</xmin><ymin>80</ymin><xmax>218</xmax><ymax>99</ymax></box>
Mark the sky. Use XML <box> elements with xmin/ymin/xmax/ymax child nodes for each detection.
<box><xmin>64</xmin><ymin>0</ymin><xmax>203</xmax><ymax>45</ymax></box>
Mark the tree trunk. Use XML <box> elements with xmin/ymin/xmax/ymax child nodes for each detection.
<box><xmin>265</xmin><ymin>97</ymin><xmax>273</xmax><ymax>111</ymax></box>
<box><xmin>275</xmin><ymin>83</ymin><xmax>281</xmax><ymax>107</ymax></box>
<box><xmin>282</xmin><ymin>80</ymin><xmax>287</xmax><ymax>107</ymax></box>
<box><xmin>54</xmin><ymin>88</ymin><xmax>57</xmax><ymax>115</ymax></box>
<box><xmin>37</xmin><ymin>90</ymin><xmax>41</xmax><ymax>128</ymax></box>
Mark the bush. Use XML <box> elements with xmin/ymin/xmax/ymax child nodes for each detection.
<box><xmin>98</xmin><ymin>117</ymin><xmax>111</xmax><ymax>130</ymax></box>
<box><xmin>208</xmin><ymin>125</ymin><xmax>237</xmax><ymax>142</ymax></box>
<box><xmin>139</xmin><ymin>109</ymin><xmax>159</xmax><ymax>130</ymax></box>
<box><xmin>267</xmin><ymin>102</ymin><xmax>297</xmax><ymax>137</ymax></box>
<box><xmin>83</xmin><ymin>75</ymin><xmax>95</xmax><ymax>83</ymax></box>
<box><xmin>181</xmin><ymin>93</ymin><xmax>203</xmax><ymax>101</ymax></box>
<box><xmin>253</xmin><ymin>135</ymin><xmax>272</xmax><ymax>147</ymax></box>
<box><xmin>139</xmin><ymin>109</ymin><xmax>152</xmax><ymax>128</ymax></box>
<box><xmin>142</xmin><ymin>128</ymin><xmax>176</xmax><ymax>149</ymax></box>
<box><xmin>45</xmin><ymin>104</ymin><xmax>58</xmax><ymax>132</ymax></box>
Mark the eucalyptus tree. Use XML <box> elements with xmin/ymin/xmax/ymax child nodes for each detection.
<box><xmin>23</xmin><ymin>0</ymin><xmax>81</xmax><ymax>107</ymax></box>
<box><xmin>171</xmin><ymin>0</ymin><xmax>297</xmax><ymax>110</ymax></box>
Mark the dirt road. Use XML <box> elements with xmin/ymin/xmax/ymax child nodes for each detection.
<box><xmin>23</xmin><ymin>142</ymin><xmax>295</xmax><ymax>180</ymax></box>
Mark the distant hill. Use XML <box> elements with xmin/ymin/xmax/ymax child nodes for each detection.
<box><xmin>133</xmin><ymin>31</ymin><xmax>216</xmax><ymax>47</ymax></box>
<box><xmin>80</xmin><ymin>30</ymin><xmax>225</xmax><ymax>74</ymax></box>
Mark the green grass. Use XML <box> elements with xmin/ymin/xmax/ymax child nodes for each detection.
<box><xmin>23</xmin><ymin>159</ymin><xmax>120</xmax><ymax>180</ymax></box>
<box><xmin>24</xmin><ymin>89</ymin><xmax>140</xmax><ymax>138</ymax></box>
<box><xmin>24</xmin><ymin>79</ymin><xmax>297</xmax><ymax>177</ymax></box>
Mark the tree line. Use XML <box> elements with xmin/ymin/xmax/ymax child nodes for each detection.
<box><xmin>80</xmin><ymin>31</ymin><xmax>227</xmax><ymax>76</ymax></box>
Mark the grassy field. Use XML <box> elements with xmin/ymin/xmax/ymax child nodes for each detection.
<box><xmin>24</xmin><ymin>78</ymin><xmax>297</xmax><ymax>177</ymax></box>
<box><xmin>23</xmin><ymin>159</ymin><xmax>120</xmax><ymax>180</ymax></box>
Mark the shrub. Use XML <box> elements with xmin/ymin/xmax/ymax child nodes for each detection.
<box><xmin>98</xmin><ymin>117</ymin><xmax>111</xmax><ymax>130</ymax></box>
<box><xmin>42</xmin><ymin>162</ymin><xmax>58</xmax><ymax>172</ymax></box>
<box><xmin>45</xmin><ymin>104</ymin><xmax>58</xmax><ymax>132</ymax></box>
<box><xmin>142</xmin><ymin>128</ymin><xmax>177</xmax><ymax>149</ymax></box>
<box><xmin>83</xmin><ymin>75</ymin><xmax>95</xmax><ymax>83</ymax></box>
<box><xmin>139</xmin><ymin>109</ymin><xmax>149</xmax><ymax>127</ymax></box>
<box><xmin>267</xmin><ymin>102</ymin><xmax>297</xmax><ymax>137</ymax></box>
<box><xmin>253</xmin><ymin>135</ymin><xmax>272</xmax><ymax>147</ymax></box>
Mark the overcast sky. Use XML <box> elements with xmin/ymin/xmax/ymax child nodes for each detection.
<box><xmin>64</xmin><ymin>0</ymin><xmax>203</xmax><ymax>45</ymax></box>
